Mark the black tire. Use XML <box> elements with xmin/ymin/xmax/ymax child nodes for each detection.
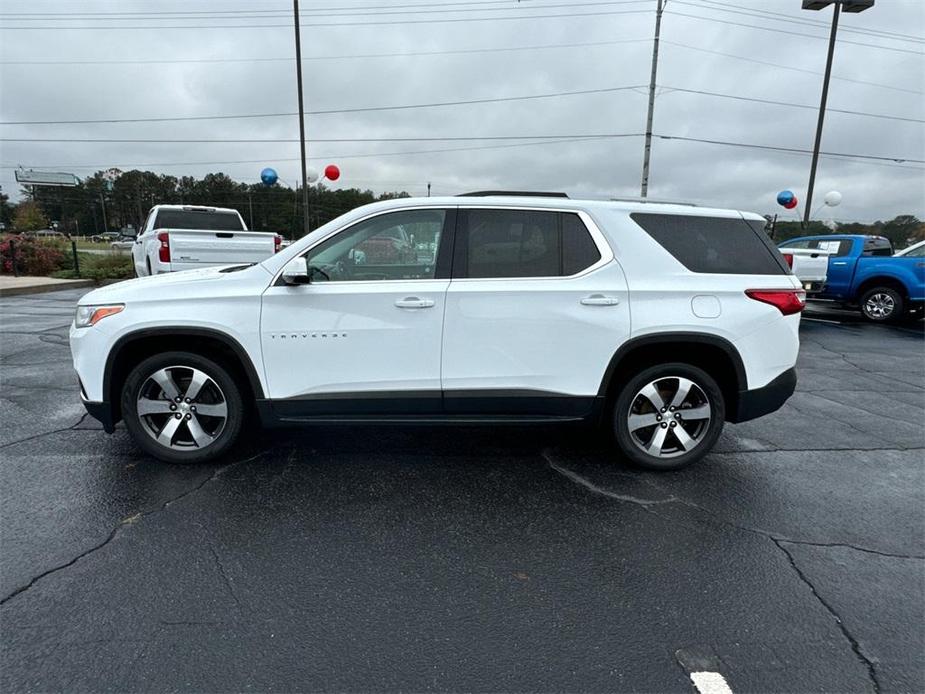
<box><xmin>860</xmin><ymin>286</ymin><xmax>904</xmax><ymax>323</ymax></box>
<box><xmin>613</xmin><ymin>362</ymin><xmax>725</xmax><ymax>471</ymax></box>
<box><xmin>121</xmin><ymin>351</ymin><xmax>244</xmax><ymax>464</ymax></box>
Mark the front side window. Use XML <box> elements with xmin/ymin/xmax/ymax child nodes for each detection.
<box><xmin>460</xmin><ymin>209</ymin><xmax>601</xmax><ymax>279</ymax></box>
<box><xmin>304</xmin><ymin>209</ymin><xmax>446</xmax><ymax>282</ymax></box>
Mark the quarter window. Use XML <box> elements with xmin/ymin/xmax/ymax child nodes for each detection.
<box><xmin>304</xmin><ymin>209</ymin><xmax>446</xmax><ymax>282</ymax></box>
<box><xmin>460</xmin><ymin>209</ymin><xmax>601</xmax><ymax>279</ymax></box>
<box><xmin>633</xmin><ymin>213</ymin><xmax>789</xmax><ymax>275</ymax></box>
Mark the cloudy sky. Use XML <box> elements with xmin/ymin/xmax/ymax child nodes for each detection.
<box><xmin>0</xmin><ymin>0</ymin><xmax>922</xmax><ymax>222</ymax></box>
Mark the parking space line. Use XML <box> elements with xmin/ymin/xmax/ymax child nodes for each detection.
<box><xmin>690</xmin><ymin>671</ymin><xmax>734</xmax><ymax>694</ymax></box>
<box><xmin>803</xmin><ymin>317</ymin><xmax>845</xmax><ymax>325</ymax></box>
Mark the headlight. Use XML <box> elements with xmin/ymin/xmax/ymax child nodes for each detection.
<box><xmin>74</xmin><ymin>304</ymin><xmax>124</xmax><ymax>328</ymax></box>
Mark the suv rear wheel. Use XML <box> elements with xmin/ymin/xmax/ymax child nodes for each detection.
<box><xmin>121</xmin><ymin>351</ymin><xmax>244</xmax><ymax>464</ymax></box>
<box><xmin>613</xmin><ymin>363</ymin><xmax>725</xmax><ymax>471</ymax></box>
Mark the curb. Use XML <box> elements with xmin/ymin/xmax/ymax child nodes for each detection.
<box><xmin>0</xmin><ymin>279</ymin><xmax>96</xmax><ymax>297</ymax></box>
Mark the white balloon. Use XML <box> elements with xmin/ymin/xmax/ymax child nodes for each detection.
<box><xmin>306</xmin><ymin>167</ymin><xmax>319</xmax><ymax>183</ymax></box>
<box><xmin>823</xmin><ymin>190</ymin><xmax>842</xmax><ymax>207</ymax></box>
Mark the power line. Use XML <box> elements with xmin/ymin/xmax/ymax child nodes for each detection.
<box><xmin>0</xmin><ymin>8</ymin><xmax>654</xmax><ymax>30</ymax></box>
<box><xmin>1</xmin><ymin>134</ymin><xmax>647</xmax><ymax>144</ymax></box>
<box><xmin>654</xmin><ymin>134</ymin><xmax>925</xmax><ymax>164</ymax></box>
<box><xmin>0</xmin><ymin>38</ymin><xmax>650</xmax><ymax>66</ymax></box>
<box><xmin>0</xmin><ymin>0</ymin><xmax>651</xmax><ymax>21</ymax></box>
<box><xmin>0</xmin><ymin>136</ymin><xmax>626</xmax><ymax>170</ymax></box>
<box><xmin>665</xmin><ymin>9</ymin><xmax>925</xmax><ymax>55</ymax></box>
<box><xmin>658</xmin><ymin>85</ymin><xmax>924</xmax><ymax>124</ymax></box>
<box><xmin>661</xmin><ymin>39</ymin><xmax>923</xmax><ymax>95</ymax></box>
<box><xmin>3</xmin><ymin>82</ymin><xmax>917</xmax><ymax>127</ymax></box>
<box><xmin>0</xmin><ymin>85</ymin><xmax>648</xmax><ymax>125</ymax></box>
<box><xmin>676</xmin><ymin>0</ymin><xmax>925</xmax><ymax>45</ymax></box>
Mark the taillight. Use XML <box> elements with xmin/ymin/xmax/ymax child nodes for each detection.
<box><xmin>274</xmin><ymin>234</ymin><xmax>282</xmax><ymax>253</ymax></box>
<box><xmin>782</xmin><ymin>252</ymin><xmax>794</xmax><ymax>269</ymax></box>
<box><xmin>746</xmin><ymin>288</ymin><xmax>806</xmax><ymax>316</ymax></box>
<box><xmin>157</xmin><ymin>231</ymin><xmax>170</xmax><ymax>263</ymax></box>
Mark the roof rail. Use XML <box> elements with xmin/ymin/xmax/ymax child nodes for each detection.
<box><xmin>609</xmin><ymin>196</ymin><xmax>698</xmax><ymax>207</ymax></box>
<box><xmin>457</xmin><ymin>191</ymin><xmax>569</xmax><ymax>198</ymax></box>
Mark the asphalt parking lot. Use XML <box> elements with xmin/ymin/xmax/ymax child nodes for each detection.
<box><xmin>1</xmin><ymin>288</ymin><xmax>922</xmax><ymax>693</ymax></box>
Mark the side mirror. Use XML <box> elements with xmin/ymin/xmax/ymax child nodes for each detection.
<box><xmin>281</xmin><ymin>257</ymin><xmax>310</xmax><ymax>285</ymax></box>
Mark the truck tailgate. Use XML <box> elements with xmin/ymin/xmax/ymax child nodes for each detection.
<box><xmin>782</xmin><ymin>248</ymin><xmax>831</xmax><ymax>284</ymax></box>
<box><xmin>164</xmin><ymin>229</ymin><xmax>276</xmax><ymax>266</ymax></box>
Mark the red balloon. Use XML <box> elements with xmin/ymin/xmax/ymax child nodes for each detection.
<box><xmin>324</xmin><ymin>164</ymin><xmax>340</xmax><ymax>181</ymax></box>
<box><xmin>784</xmin><ymin>198</ymin><xmax>798</xmax><ymax>209</ymax></box>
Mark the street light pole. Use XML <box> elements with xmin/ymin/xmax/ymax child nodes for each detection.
<box><xmin>292</xmin><ymin>0</ymin><xmax>310</xmax><ymax>236</ymax></box>
<box><xmin>640</xmin><ymin>0</ymin><xmax>665</xmax><ymax>198</ymax></box>
<box><xmin>801</xmin><ymin>0</ymin><xmax>874</xmax><ymax>223</ymax></box>
<box><xmin>803</xmin><ymin>2</ymin><xmax>840</xmax><ymax>223</ymax></box>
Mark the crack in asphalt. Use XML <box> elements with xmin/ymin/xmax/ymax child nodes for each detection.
<box><xmin>773</xmin><ymin>539</ymin><xmax>881</xmax><ymax>694</ymax></box>
<box><xmin>208</xmin><ymin>545</ymin><xmax>243</xmax><ymax>610</ymax></box>
<box><xmin>544</xmin><ymin>452</ymin><xmax>918</xmax><ymax>693</ymax></box>
<box><xmin>0</xmin><ymin>452</ymin><xmax>264</xmax><ymax>606</ymax></box>
<box><xmin>0</xmin><ymin>413</ymin><xmax>92</xmax><ymax>452</ymax></box>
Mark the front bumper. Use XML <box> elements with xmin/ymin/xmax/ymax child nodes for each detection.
<box><xmin>730</xmin><ymin>367</ymin><xmax>797</xmax><ymax>423</ymax></box>
<box><xmin>81</xmin><ymin>393</ymin><xmax>116</xmax><ymax>433</ymax></box>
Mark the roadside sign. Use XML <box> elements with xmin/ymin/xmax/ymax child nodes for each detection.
<box><xmin>14</xmin><ymin>169</ymin><xmax>79</xmax><ymax>187</ymax></box>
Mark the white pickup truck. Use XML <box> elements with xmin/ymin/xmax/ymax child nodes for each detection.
<box><xmin>779</xmin><ymin>246</ymin><xmax>833</xmax><ymax>295</ymax></box>
<box><xmin>132</xmin><ymin>205</ymin><xmax>281</xmax><ymax>277</ymax></box>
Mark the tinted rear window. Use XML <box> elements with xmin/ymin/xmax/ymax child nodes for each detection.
<box><xmin>153</xmin><ymin>209</ymin><xmax>244</xmax><ymax>231</ymax></box>
<box><xmin>631</xmin><ymin>213</ymin><xmax>788</xmax><ymax>274</ymax></box>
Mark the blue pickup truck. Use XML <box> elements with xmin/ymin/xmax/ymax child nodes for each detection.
<box><xmin>779</xmin><ymin>235</ymin><xmax>925</xmax><ymax>322</ymax></box>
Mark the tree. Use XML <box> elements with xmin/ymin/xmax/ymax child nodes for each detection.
<box><xmin>881</xmin><ymin>215</ymin><xmax>921</xmax><ymax>247</ymax></box>
<box><xmin>13</xmin><ymin>200</ymin><xmax>46</xmax><ymax>231</ymax></box>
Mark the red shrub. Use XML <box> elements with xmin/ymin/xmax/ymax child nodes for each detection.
<box><xmin>0</xmin><ymin>235</ymin><xmax>65</xmax><ymax>276</ymax></box>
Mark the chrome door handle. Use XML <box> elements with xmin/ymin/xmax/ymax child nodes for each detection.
<box><xmin>395</xmin><ymin>297</ymin><xmax>435</xmax><ymax>309</ymax></box>
<box><xmin>580</xmin><ymin>294</ymin><xmax>620</xmax><ymax>306</ymax></box>
<box><xmin>832</xmin><ymin>261</ymin><xmax>848</xmax><ymax>266</ymax></box>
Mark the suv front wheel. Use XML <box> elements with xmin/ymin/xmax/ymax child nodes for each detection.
<box><xmin>613</xmin><ymin>363</ymin><xmax>725</xmax><ymax>471</ymax></box>
<box><xmin>122</xmin><ymin>351</ymin><xmax>244</xmax><ymax>464</ymax></box>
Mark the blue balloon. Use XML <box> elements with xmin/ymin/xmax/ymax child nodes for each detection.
<box><xmin>776</xmin><ymin>190</ymin><xmax>795</xmax><ymax>206</ymax></box>
<box><xmin>260</xmin><ymin>167</ymin><xmax>278</xmax><ymax>186</ymax></box>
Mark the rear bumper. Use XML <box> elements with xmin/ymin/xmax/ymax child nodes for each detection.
<box><xmin>730</xmin><ymin>367</ymin><xmax>797</xmax><ymax>423</ymax></box>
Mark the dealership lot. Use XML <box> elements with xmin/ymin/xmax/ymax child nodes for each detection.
<box><xmin>1</xmin><ymin>289</ymin><xmax>922</xmax><ymax>692</ymax></box>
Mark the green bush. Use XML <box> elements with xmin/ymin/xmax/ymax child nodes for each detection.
<box><xmin>52</xmin><ymin>252</ymin><xmax>133</xmax><ymax>282</ymax></box>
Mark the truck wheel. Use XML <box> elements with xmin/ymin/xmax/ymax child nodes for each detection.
<box><xmin>121</xmin><ymin>351</ymin><xmax>244</xmax><ymax>464</ymax></box>
<box><xmin>860</xmin><ymin>286</ymin><xmax>903</xmax><ymax>323</ymax></box>
<box><xmin>613</xmin><ymin>363</ymin><xmax>725</xmax><ymax>471</ymax></box>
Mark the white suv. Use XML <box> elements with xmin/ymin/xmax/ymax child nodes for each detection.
<box><xmin>70</xmin><ymin>193</ymin><xmax>803</xmax><ymax>470</ymax></box>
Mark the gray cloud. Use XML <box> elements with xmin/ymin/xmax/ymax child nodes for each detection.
<box><xmin>1</xmin><ymin>0</ymin><xmax>922</xmax><ymax>222</ymax></box>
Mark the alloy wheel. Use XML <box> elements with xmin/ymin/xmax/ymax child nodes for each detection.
<box><xmin>864</xmin><ymin>292</ymin><xmax>895</xmax><ymax>320</ymax></box>
<box><xmin>136</xmin><ymin>365</ymin><xmax>228</xmax><ymax>450</ymax></box>
<box><xmin>627</xmin><ymin>376</ymin><xmax>712</xmax><ymax>459</ymax></box>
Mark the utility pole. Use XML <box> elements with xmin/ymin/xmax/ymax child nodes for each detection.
<box><xmin>801</xmin><ymin>1</ymin><xmax>874</xmax><ymax>223</ymax></box>
<box><xmin>640</xmin><ymin>0</ymin><xmax>665</xmax><ymax>198</ymax></box>
<box><xmin>99</xmin><ymin>192</ymin><xmax>109</xmax><ymax>233</ymax></box>
<box><xmin>293</xmin><ymin>0</ymin><xmax>310</xmax><ymax>235</ymax></box>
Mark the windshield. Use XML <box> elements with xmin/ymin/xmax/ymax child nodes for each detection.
<box><xmin>153</xmin><ymin>209</ymin><xmax>244</xmax><ymax>231</ymax></box>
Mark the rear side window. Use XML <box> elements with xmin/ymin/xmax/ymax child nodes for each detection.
<box><xmin>631</xmin><ymin>213</ymin><xmax>788</xmax><ymax>274</ymax></box>
<box><xmin>459</xmin><ymin>209</ymin><xmax>601</xmax><ymax>279</ymax></box>
<box><xmin>783</xmin><ymin>238</ymin><xmax>853</xmax><ymax>257</ymax></box>
<box><xmin>153</xmin><ymin>209</ymin><xmax>245</xmax><ymax>231</ymax></box>
<box><xmin>863</xmin><ymin>238</ymin><xmax>893</xmax><ymax>256</ymax></box>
